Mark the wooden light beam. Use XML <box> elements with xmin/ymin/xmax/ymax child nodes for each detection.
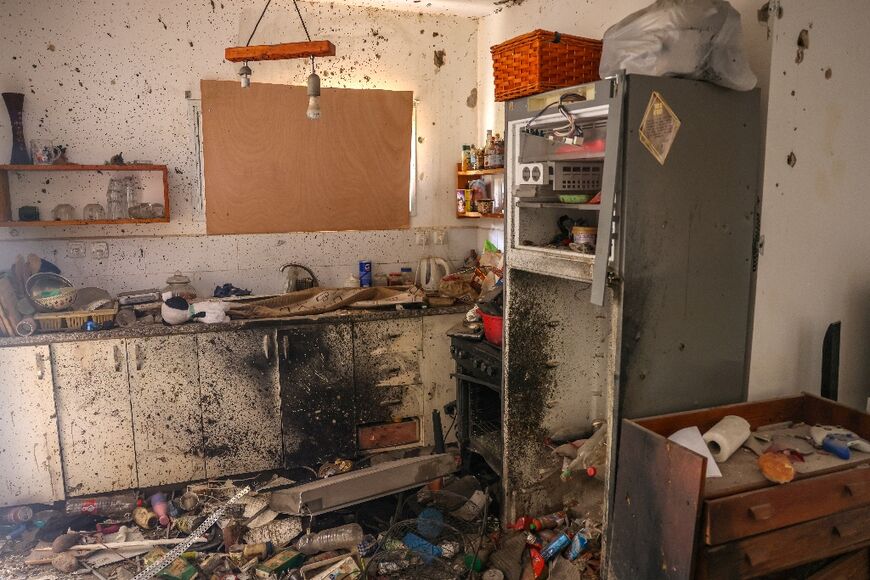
<box><xmin>225</xmin><ymin>40</ymin><xmax>335</xmax><ymax>62</ymax></box>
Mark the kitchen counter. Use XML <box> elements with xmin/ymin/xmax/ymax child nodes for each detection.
<box><xmin>0</xmin><ymin>304</ymin><xmax>468</xmax><ymax>347</ymax></box>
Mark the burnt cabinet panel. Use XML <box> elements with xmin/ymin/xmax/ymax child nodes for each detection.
<box><xmin>198</xmin><ymin>330</ymin><xmax>282</xmax><ymax>478</ymax></box>
<box><xmin>280</xmin><ymin>324</ymin><xmax>356</xmax><ymax>466</ymax></box>
<box><xmin>353</xmin><ymin>319</ymin><xmax>423</xmax><ymax>428</ymax></box>
<box><xmin>128</xmin><ymin>336</ymin><xmax>206</xmax><ymax>487</ymax></box>
<box><xmin>52</xmin><ymin>340</ymin><xmax>138</xmax><ymax>496</ymax></box>
<box><xmin>0</xmin><ymin>346</ymin><xmax>64</xmax><ymax>507</ymax></box>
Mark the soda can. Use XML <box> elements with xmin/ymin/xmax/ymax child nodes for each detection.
<box><xmin>359</xmin><ymin>260</ymin><xmax>372</xmax><ymax>288</ymax></box>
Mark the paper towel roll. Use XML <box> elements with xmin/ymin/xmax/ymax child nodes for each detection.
<box><xmin>702</xmin><ymin>415</ymin><xmax>751</xmax><ymax>463</ymax></box>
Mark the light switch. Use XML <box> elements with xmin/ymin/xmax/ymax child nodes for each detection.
<box><xmin>67</xmin><ymin>242</ymin><xmax>86</xmax><ymax>258</ymax></box>
<box><xmin>90</xmin><ymin>242</ymin><xmax>109</xmax><ymax>259</ymax></box>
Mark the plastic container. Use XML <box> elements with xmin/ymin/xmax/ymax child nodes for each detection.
<box><xmin>295</xmin><ymin>523</ymin><xmax>364</xmax><ymax>555</ymax></box>
<box><xmin>1</xmin><ymin>506</ymin><xmax>33</xmax><ymax>523</ymax></box>
<box><xmin>562</xmin><ymin>421</ymin><xmax>608</xmax><ymax>481</ymax></box>
<box><xmin>65</xmin><ymin>491</ymin><xmax>138</xmax><ymax>517</ymax></box>
<box><xmin>163</xmin><ymin>271</ymin><xmax>197</xmax><ymax>301</ymax></box>
<box><xmin>480</xmin><ymin>311</ymin><xmax>503</xmax><ymax>347</ymax></box>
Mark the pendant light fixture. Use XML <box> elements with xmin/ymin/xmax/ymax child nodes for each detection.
<box><xmin>225</xmin><ymin>0</ymin><xmax>334</xmax><ymax>120</ymax></box>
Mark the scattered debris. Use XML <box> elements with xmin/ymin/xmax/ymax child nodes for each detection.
<box><xmin>434</xmin><ymin>49</ymin><xmax>446</xmax><ymax>69</ymax></box>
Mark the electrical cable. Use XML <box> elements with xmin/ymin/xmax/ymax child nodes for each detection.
<box><xmin>523</xmin><ymin>92</ymin><xmax>586</xmax><ymax>142</ymax></box>
<box><xmin>245</xmin><ymin>0</ymin><xmax>274</xmax><ymax>46</ymax></box>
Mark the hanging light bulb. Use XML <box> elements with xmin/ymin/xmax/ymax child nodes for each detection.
<box><xmin>239</xmin><ymin>63</ymin><xmax>252</xmax><ymax>88</ymax></box>
<box><xmin>306</xmin><ymin>71</ymin><xmax>321</xmax><ymax>120</ymax></box>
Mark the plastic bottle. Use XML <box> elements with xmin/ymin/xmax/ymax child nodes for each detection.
<box><xmin>529</xmin><ymin>511</ymin><xmax>567</xmax><ymax>532</ymax></box>
<box><xmin>149</xmin><ymin>492</ymin><xmax>171</xmax><ymax>527</ymax></box>
<box><xmin>295</xmin><ymin>523</ymin><xmax>364</xmax><ymax>555</ymax></box>
<box><xmin>561</xmin><ymin>421</ymin><xmax>608</xmax><ymax>481</ymax></box>
<box><xmin>65</xmin><ymin>491</ymin><xmax>138</xmax><ymax>517</ymax></box>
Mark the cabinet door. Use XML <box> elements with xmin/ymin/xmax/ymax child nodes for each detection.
<box><xmin>198</xmin><ymin>330</ymin><xmax>282</xmax><ymax>478</ymax></box>
<box><xmin>53</xmin><ymin>340</ymin><xmax>137</xmax><ymax>495</ymax></box>
<box><xmin>128</xmin><ymin>335</ymin><xmax>205</xmax><ymax>487</ymax></box>
<box><xmin>0</xmin><ymin>346</ymin><xmax>64</xmax><ymax>507</ymax></box>
<box><xmin>280</xmin><ymin>324</ymin><xmax>356</xmax><ymax>467</ymax></box>
<box><xmin>353</xmin><ymin>318</ymin><xmax>424</xmax><ymax>427</ymax></box>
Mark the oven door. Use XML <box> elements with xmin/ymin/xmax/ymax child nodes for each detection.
<box><xmin>456</xmin><ymin>372</ymin><xmax>502</xmax><ymax>474</ymax></box>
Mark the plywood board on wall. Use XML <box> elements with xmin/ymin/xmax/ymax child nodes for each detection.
<box><xmin>201</xmin><ymin>80</ymin><xmax>412</xmax><ymax>234</ymax></box>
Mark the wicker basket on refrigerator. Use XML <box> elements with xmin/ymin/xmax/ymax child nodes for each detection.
<box><xmin>490</xmin><ymin>29</ymin><xmax>602</xmax><ymax>102</ymax></box>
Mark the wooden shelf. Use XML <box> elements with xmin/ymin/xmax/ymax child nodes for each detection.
<box><xmin>0</xmin><ymin>164</ymin><xmax>167</xmax><ymax>172</ymax></box>
<box><xmin>456</xmin><ymin>212</ymin><xmax>504</xmax><ymax>220</ymax></box>
<box><xmin>0</xmin><ymin>217</ymin><xmax>169</xmax><ymax>228</ymax></box>
<box><xmin>516</xmin><ymin>201</ymin><xmax>601</xmax><ymax>211</ymax></box>
<box><xmin>457</xmin><ymin>167</ymin><xmax>505</xmax><ymax>177</ymax></box>
<box><xmin>0</xmin><ymin>163</ymin><xmax>171</xmax><ymax>226</ymax></box>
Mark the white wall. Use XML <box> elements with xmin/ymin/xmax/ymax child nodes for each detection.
<box><xmin>0</xmin><ymin>0</ymin><xmax>481</xmax><ymax>293</ymax></box>
<box><xmin>749</xmin><ymin>0</ymin><xmax>870</xmax><ymax>411</ymax></box>
<box><xmin>473</xmin><ymin>0</ymin><xmax>772</xmax><ymax>249</ymax></box>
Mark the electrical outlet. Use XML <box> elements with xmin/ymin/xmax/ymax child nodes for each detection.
<box><xmin>66</xmin><ymin>242</ymin><xmax>86</xmax><ymax>258</ymax></box>
<box><xmin>414</xmin><ymin>229</ymin><xmax>429</xmax><ymax>246</ymax></box>
<box><xmin>90</xmin><ymin>242</ymin><xmax>109</xmax><ymax>260</ymax></box>
<box><xmin>433</xmin><ymin>228</ymin><xmax>447</xmax><ymax>245</ymax></box>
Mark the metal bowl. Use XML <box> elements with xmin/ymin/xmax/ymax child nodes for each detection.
<box><xmin>26</xmin><ymin>273</ymin><xmax>77</xmax><ymax>312</ymax></box>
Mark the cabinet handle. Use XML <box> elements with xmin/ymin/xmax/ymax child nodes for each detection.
<box><xmin>135</xmin><ymin>344</ymin><xmax>144</xmax><ymax>371</ymax></box>
<box><xmin>282</xmin><ymin>336</ymin><xmax>290</xmax><ymax>361</ymax></box>
<box><xmin>748</xmin><ymin>503</ymin><xmax>773</xmax><ymax>521</ymax></box>
<box><xmin>263</xmin><ymin>335</ymin><xmax>273</xmax><ymax>361</ymax></box>
<box><xmin>381</xmin><ymin>398</ymin><xmax>403</xmax><ymax>407</ymax></box>
<box><xmin>388</xmin><ymin>332</ymin><xmax>403</xmax><ymax>339</ymax></box>
<box><xmin>113</xmin><ymin>345</ymin><xmax>123</xmax><ymax>372</ymax></box>
<box><xmin>35</xmin><ymin>352</ymin><xmax>46</xmax><ymax>380</ymax></box>
<box><xmin>844</xmin><ymin>481</ymin><xmax>868</xmax><ymax>497</ymax></box>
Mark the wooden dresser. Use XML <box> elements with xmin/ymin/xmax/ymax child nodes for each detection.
<box><xmin>608</xmin><ymin>394</ymin><xmax>870</xmax><ymax>579</ymax></box>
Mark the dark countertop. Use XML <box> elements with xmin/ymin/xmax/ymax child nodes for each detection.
<box><xmin>0</xmin><ymin>304</ymin><xmax>469</xmax><ymax>347</ymax></box>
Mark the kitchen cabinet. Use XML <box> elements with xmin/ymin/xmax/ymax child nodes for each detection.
<box><xmin>127</xmin><ymin>336</ymin><xmax>205</xmax><ymax>487</ymax></box>
<box><xmin>353</xmin><ymin>318</ymin><xmax>423</xmax><ymax>429</ymax></box>
<box><xmin>280</xmin><ymin>324</ymin><xmax>356</xmax><ymax>467</ymax></box>
<box><xmin>52</xmin><ymin>340</ymin><xmax>137</xmax><ymax>495</ymax></box>
<box><xmin>198</xmin><ymin>330</ymin><xmax>282</xmax><ymax>478</ymax></box>
<box><xmin>0</xmin><ymin>346</ymin><xmax>63</xmax><ymax>507</ymax></box>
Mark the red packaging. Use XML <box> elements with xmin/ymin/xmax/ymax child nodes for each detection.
<box><xmin>530</xmin><ymin>547</ymin><xmax>547</xmax><ymax>579</ymax></box>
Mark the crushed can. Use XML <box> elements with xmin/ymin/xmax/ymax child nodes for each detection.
<box><xmin>540</xmin><ymin>531</ymin><xmax>572</xmax><ymax>561</ymax></box>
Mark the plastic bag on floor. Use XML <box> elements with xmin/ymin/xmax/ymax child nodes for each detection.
<box><xmin>599</xmin><ymin>0</ymin><xmax>757</xmax><ymax>91</ymax></box>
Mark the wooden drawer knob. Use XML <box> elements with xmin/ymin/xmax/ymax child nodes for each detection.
<box><xmin>833</xmin><ymin>522</ymin><xmax>860</xmax><ymax>539</ymax></box>
<box><xmin>744</xmin><ymin>546</ymin><xmax>770</xmax><ymax>567</ymax></box>
<box><xmin>748</xmin><ymin>503</ymin><xmax>774</xmax><ymax>521</ymax></box>
<box><xmin>844</xmin><ymin>481</ymin><xmax>869</xmax><ymax>496</ymax></box>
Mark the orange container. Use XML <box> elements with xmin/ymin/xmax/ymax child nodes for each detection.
<box><xmin>490</xmin><ymin>29</ymin><xmax>602</xmax><ymax>102</ymax></box>
<box><xmin>480</xmin><ymin>311</ymin><xmax>504</xmax><ymax>347</ymax></box>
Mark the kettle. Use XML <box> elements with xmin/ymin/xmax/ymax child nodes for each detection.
<box><xmin>416</xmin><ymin>257</ymin><xmax>452</xmax><ymax>292</ymax></box>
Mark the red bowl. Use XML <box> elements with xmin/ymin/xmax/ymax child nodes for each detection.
<box><xmin>480</xmin><ymin>311</ymin><xmax>503</xmax><ymax>346</ymax></box>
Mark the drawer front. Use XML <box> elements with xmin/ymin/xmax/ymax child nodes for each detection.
<box><xmin>353</xmin><ymin>318</ymin><xmax>422</xmax><ymax>387</ymax></box>
<box><xmin>698</xmin><ymin>503</ymin><xmax>870</xmax><ymax>579</ymax></box>
<box><xmin>703</xmin><ymin>466</ymin><xmax>870</xmax><ymax>545</ymax></box>
<box><xmin>357</xmin><ymin>383</ymin><xmax>424</xmax><ymax>425</ymax></box>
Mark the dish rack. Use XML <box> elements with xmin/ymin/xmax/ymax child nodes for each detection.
<box><xmin>34</xmin><ymin>303</ymin><xmax>119</xmax><ymax>331</ymax></box>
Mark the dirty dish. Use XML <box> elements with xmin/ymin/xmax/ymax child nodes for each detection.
<box><xmin>26</xmin><ymin>273</ymin><xmax>76</xmax><ymax>312</ymax></box>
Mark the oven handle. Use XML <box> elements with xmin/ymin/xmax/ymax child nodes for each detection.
<box><xmin>451</xmin><ymin>372</ymin><xmax>500</xmax><ymax>392</ymax></box>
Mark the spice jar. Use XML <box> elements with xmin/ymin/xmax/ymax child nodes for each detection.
<box><xmin>162</xmin><ymin>271</ymin><xmax>197</xmax><ymax>301</ymax></box>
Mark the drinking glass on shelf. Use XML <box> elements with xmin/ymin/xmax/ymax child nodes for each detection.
<box><xmin>106</xmin><ymin>178</ymin><xmax>127</xmax><ymax>219</ymax></box>
<box><xmin>83</xmin><ymin>203</ymin><xmax>106</xmax><ymax>221</ymax></box>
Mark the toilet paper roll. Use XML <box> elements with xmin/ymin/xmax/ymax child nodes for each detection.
<box><xmin>702</xmin><ymin>415</ymin><xmax>751</xmax><ymax>463</ymax></box>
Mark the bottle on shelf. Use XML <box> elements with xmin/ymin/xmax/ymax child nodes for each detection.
<box><xmin>461</xmin><ymin>145</ymin><xmax>472</xmax><ymax>172</ymax></box>
<box><xmin>483</xmin><ymin>130</ymin><xmax>494</xmax><ymax>169</ymax></box>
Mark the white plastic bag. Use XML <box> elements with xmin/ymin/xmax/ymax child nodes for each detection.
<box><xmin>599</xmin><ymin>0</ymin><xmax>757</xmax><ymax>91</ymax></box>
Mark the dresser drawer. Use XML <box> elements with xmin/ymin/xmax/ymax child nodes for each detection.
<box><xmin>698</xmin><ymin>503</ymin><xmax>870</xmax><ymax>579</ymax></box>
<box><xmin>703</xmin><ymin>465</ymin><xmax>870</xmax><ymax>546</ymax></box>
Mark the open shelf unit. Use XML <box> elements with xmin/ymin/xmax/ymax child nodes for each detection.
<box><xmin>0</xmin><ymin>163</ymin><xmax>170</xmax><ymax>227</ymax></box>
<box><xmin>456</xmin><ymin>163</ymin><xmax>505</xmax><ymax>220</ymax></box>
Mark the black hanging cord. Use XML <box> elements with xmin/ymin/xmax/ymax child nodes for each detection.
<box><xmin>245</xmin><ymin>0</ymin><xmax>274</xmax><ymax>46</ymax></box>
<box><xmin>244</xmin><ymin>0</ymin><xmax>317</xmax><ymax>74</ymax></box>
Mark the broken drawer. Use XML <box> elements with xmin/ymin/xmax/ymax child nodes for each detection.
<box><xmin>353</xmin><ymin>318</ymin><xmax>422</xmax><ymax>387</ymax></box>
<box><xmin>697</xmin><ymin>503</ymin><xmax>870</xmax><ymax>579</ymax></box>
<box><xmin>357</xmin><ymin>383</ymin><xmax>424</xmax><ymax>425</ymax></box>
<box><xmin>703</xmin><ymin>465</ymin><xmax>870</xmax><ymax>546</ymax></box>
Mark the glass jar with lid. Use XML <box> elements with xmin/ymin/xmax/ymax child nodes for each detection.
<box><xmin>162</xmin><ymin>271</ymin><xmax>197</xmax><ymax>301</ymax></box>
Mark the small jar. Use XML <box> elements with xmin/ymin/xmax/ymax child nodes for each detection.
<box><xmin>162</xmin><ymin>271</ymin><xmax>197</xmax><ymax>301</ymax></box>
<box><xmin>387</xmin><ymin>272</ymin><xmax>403</xmax><ymax>286</ymax></box>
<box><xmin>400</xmin><ymin>267</ymin><xmax>414</xmax><ymax>286</ymax></box>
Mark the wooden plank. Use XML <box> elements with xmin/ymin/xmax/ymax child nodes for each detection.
<box><xmin>0</xmin><ymin>277</ymin><xmax>22</xmax><ymax>330</ymax></box>
<box><xmin>128</xmin><ymin>335</ymin><xmax>206</xmax><ymax>487</ymax></box>
<box><xmin>0</xmin><ymin>345</ymin><xmax>64</xmax><ymax>506</ymax></box>
<box><xmin>704</xmin><ymin>465</ymin><xmax>870</xmax><ymax>545</ymax></box>
<box><xmin>200</xmin><ymin>80</ymin><xmax>412</xmax><ymax>235</ymax></box>
<box><xmin>0</xmin><ymin>169</ymin><xmax>10</xmax><ymax>221</ymax></box>
<box><xmin>808</xmin><ymin>548</ymin><xmax>869</xmax><ymax>580</ymax></box>
<box><xmin>608</xmin><ymin>420</ymin><xmax>706</xmax><ymax>580</ymax></box>
<box><xmin>52</xmin><ymin>340</ymin><xmax>138</xmax><ymax>495</ymax></box>
<box><xmin>699</xmin><ymin>504</ymin><xmax>870</xmax><ymax>579</ymax></box>
<box><xmin>359</xmin><ymin>419</ymin><xmax>420</xmax><ymax>450</ymax></box>
<box><xmin>225</xmin><ymin>40</ymin><xmax>336</xmax><ymax>62</ymax></box>
<box><xmin>635</xmin><ymin>395</ymin><xmax>804</xmax><ymax>437</ymax></box>
<box><xmin>198</xmin><ymin>330</ymin><xmax>282</xmax><ymax>478</ymax></box>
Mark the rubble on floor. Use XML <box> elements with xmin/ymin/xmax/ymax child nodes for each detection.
<box><xmin>0</xmin><ymin>451</ymin><xmax>601</xmax><ymax>580</ymax></box>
